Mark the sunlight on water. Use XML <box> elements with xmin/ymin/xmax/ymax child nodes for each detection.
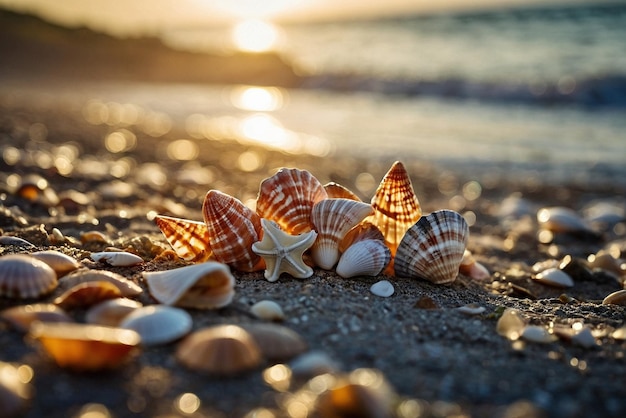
<box><xmin>232</xmin><ymin>20</ymin><xmax>281</xmax><ymax>53</ymax></box>
<box><xmin>231</xmin><ymin>86</ymin><xmax>285</xmax><ymax>111</ymax></box>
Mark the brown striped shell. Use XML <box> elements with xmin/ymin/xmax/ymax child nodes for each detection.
<box><xmin>324</xmin><ymin>182</ymin><xmax>361</xmax><ymax>201</ymax></box>
<box><xmin>0</xmin><ymin>254</ymin><xmax>58</xmax><ymax>299</ymax></box>
<box><xmin>336</xmin><ymin>239</ymin><xmax>391</xmax><ymax>279</ymax></box>
<box><xmin>202</xmin><ymin>190</ymin><xmax>264</xmax><ymax>272</ymax></box>
<box><xmin>256</xmin><ymin>168</ymin><xmax>328</xmax><ymax>235</ymax></box>
<box><xmin>154</xmin><ymin>215</ymin><xmax>213</xmax><ymax>262</ymax></box>
<box><xmin>338</xmin><ymin>221</ymin><xmax>385</xmax><ymax>254</ymax></box>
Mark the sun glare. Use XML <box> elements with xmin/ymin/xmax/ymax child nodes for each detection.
<box><xmin>232</xmin><ymin>20</ymin><xmax>280</xmax><ymax>53</ymax></box>
<box><xmin>231</xmin><ymin>86</ymin><xmax>284</xmax><ymax>111</ymax></box>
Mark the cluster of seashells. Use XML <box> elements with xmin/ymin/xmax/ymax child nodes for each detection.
<box><xmin>156</xmin><ymin>161</ymin><xmax>471</xmax><ymax>285</ymax></box>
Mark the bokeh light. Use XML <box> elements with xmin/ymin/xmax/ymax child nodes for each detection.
<box><xmin>231</xmin><ymin>86</ymin><xmax>284</xmax><ymax>111</ymax></box>
<box><xmin>175</xmin><ymin>392</ymin><xmax>201</xmax><ymax>415</ymax></box>
<box><xmin>167</xmin><ymin>139</ymin><xmax>199</xmax><ymax>161</ymax></box>
<box><xmin>232</xmin><ymin>20</ymin><xmax>281</xmax><ymax>52</ymax></box>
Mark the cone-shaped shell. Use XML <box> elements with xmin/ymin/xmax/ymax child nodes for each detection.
<box><xmin>394</xmin><ymin>210</ymin><xmax>469</xmax><ymax>284</ymax></box>
<box><xmin>336</xmin><ymin>239</ymin><xmax>391</xmax><ymax>278</ymax></box>
<box><xmin>324</xmin><ymin>182</ymin><xmax>361</xmax><ymax>201</ymax></box>
<box><xmin>202</xmin><ymin>190</ymin><xmax>263</xmax><ymax>272</ymax></box>
<box><xmin>0</xmin><ymin>254</ymin><xmax>57</xmax><ymax>299</ymax></box>
<box><xmin>59</xmin><ymin>269</ymin><xmax>142</xmax><ymax>297</ymax></box>
<box><xmin>367</xmin><ymin>161</ymin><xmax>421</xmax><ymax>258</ymax></box>
<box><xmin>143</xmin><ymin>262</ymin><xmax>235</xmax><ymax>309</ymax></box>
<box><xmin>256</xmin><ymin>168</ymin><xmax>328</xmax><ymax>235</ymax></box>
<box><xmin>155</xmin><ymin>215</ymin><xmax>213</xmax><ymax>262</ymax></box>
<box><xmin>311</xmin><ymin>199</ymin><xmax>374</xmax><ymax>270</ymax></box>
<box><xmin>120</xmin><ymin>305</ymin><xmax>193</xmax><ymax>346</ymax></box>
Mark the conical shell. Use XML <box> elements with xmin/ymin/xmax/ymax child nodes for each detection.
<box><xmin>0</xmin><ymin>254</ymin><xmax>57</xmax><ymax>299</ymax></box>
<box><xmin>155</xmin><ymin>215</ymin><xmax>213</xmax><ymax>262</ymax></box>
<box><xmin>30</xmin><ymin>250</ymin><xmax>82</xmax><ymax>278</ymax></box>
<box><xmin>367</xmin><ymin>161</ymin><xmax>422</xmax><ymax>258</ymax></box>
<box><xmin>119</xmin><ymin>305</ymin><xmax>192</xmax><ymax>346</ymax></box>
<box><xmin>143</xmin><ymin>262</ymin><xmax>235</xmax><ymax>309</ymax></box>
<box><xmin>311</xmin><ymin>199</ymin><xmax>374</xmax><ymax>270</ymax></box>
<box><xmin>202</xmin><ymin>190</ymin><xmax>263</xmax><ymax>272</ymax></box>
<box><xmin>256</xmin><ymin>168</ymin><xmax>328</xmax><ymax>235</ymax></box>
<box><xmin>59</xmin><ymin>269</ymin><xmax>142</xmax><ymax>297</ymax></box>
<box><xmin>324</xmin><ymin>182</ymin><xmax>361</xmax><ymax>201</ymax></box>
<box><xmin>336</xmin><ymin>239</ymin><xmax>391</xmax><ymax>278</ymax></box>
<box><xmin>394</xmin><ymin>210</ymin><xmax>469</xmax><ymax>284</ymax></box>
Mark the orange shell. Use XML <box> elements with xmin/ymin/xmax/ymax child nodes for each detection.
<box><xmin>202</xmin><ymin>190</ymin><xmax>263</xmax><ymax>272</ymax></box>
<box><xmin>155</xmin><ymin>215</ymin><xmax>213</xmax><ymax>263</ymax></box>
<box><xmin>324</xmin><ymin>182</ymin><xmax>361</xmax><ymax>201</ymax></box>
<box><xmin>53</xmin><ymin>281</ymin><xmax>123</xmax><ymax>309</ymax></box>
<box><xmin>256</xmin><ymin>168</ymin><xmax>328</xmax><ymax>235</ymax></box>
<box><xmin>338</xmin><ymin>221</ymin><xmax>385</xmax><ymax>254</ymax></box>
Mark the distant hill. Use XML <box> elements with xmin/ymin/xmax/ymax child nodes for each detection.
<box><xmin>0</xmin><ymin>9</ymin><xmax>302</xmax><ymax>87</ymax></box>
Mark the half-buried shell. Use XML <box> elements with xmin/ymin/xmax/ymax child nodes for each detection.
<box><xmin>154</xmin><ymin>215</ymin><xmax>213</xmax><ymax>262</ymax></box>
<box><xmin>119</xmin><ymin>305</ymin><xmax>192</xmax><ymax>346</ymax></box>
<box><xmin>53</xmin><ymin>281</ymin><xmax>123</xmax><ymax>309</ymax></box>
<box><xmin>0</xmin><ymin>254</ymin><xmax>58</xmax><ymax>299</ymax></box>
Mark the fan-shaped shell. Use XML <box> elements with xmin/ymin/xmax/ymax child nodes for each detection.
<box><xmin>0</xmin><ymin>304</ymin><xmax>73</xmax><ymax>332</ymax></box>
<box><xmin>311</xmin><ymin>199</ymin><xmax>374</xmax><ymax>270</ymax></box>
<box><xmin>154</xmin><ymin>215</ymin><xmax>213</xmax><ymax>262</ymax></box>
<box><xmin>241</xmin><ymin>323</ymin><xmax>307</xmax><ymax>361</ymax></box>
<box><xmin>30</xmin><ymin>250</ymin><xmax>82</xmax><ymax>277</ymax></box>
<box><xmin>176</xmin><ymin>325</ymin><xmax>263</xmax><ymax>376</ymax></box>
<box><xmin>0</xmin><ymin>254</ymin><xmax>57</xmax><ymax>299</ymax></box>
<box><xmin>143</xmin><ymin>262</ymin><xmax>235</xmax><ymax>309</ymax></box>
<box><xmin>85</xmin><ymin>298</ymin><xmax>143</xmax><ymax>327</ymax></box>
<box><xmin>59</xmin><ymin>269</ymin><xmax>142</xmax><ymax>297</ymax></box>
<box><xmin>324</xmin><ymin>182</ymin><xmax>361</xmax><ymax>201</ymax></box>
<box><xmin>91</xmin><ymin>251</ymin><xmax>143</xmax><ymax>267</ymax></box>
<box><xmin>336</xmin><ymin>239</ymin><xmax>391</xmax><ymax>278</ymax></box>
<box><xmin>367</xmin><ymin>161</ymin><xmax>422</xmax><ymax>258</ymax></box>
<box><xmin>338</xmin><ymin>221</ymin><xmax>384</xmax><ymax>254</ymax></box>
<box><xmin>53</xmin><ymin>281</ymin><xmax>123</xmax><ymax>309</ymax></box>
<box><xmin>394</xmin><ymin>210</ymin><xmax>469</xmax><ymax>284</ymax></box>
<box><xmin>120</xmin><ymin>305</ymin><xmax>192</xmax><ymax>346</ymax></box>
<box><xmin>202</xmin><ymin>190</ymin><xmax>263</xmax><ymax>272</ymax></box>
<box><xmin>256</xmin><ymin>168</ymin><xmax>328</xmax><ymax>235</ymax></box>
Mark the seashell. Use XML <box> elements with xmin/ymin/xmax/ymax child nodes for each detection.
<box><xmin>0</xmin><ymin>304</ymin><xmax>73</xmax><ymax>332</ymax></box>
<box><xmin>91</xmin><ymin>251</ymin><xmax>143</xmax><ymax>266</ymax></box>
<box><xmin>536</xmin><ymin>207</ymin><xmax>593</xmax><ymax>234</ymax></box>
<box><xmin>176</xmin><ymin>325</ymin><xmax>263</xmax><ymax>376</ymax></box>
<box><xmin>369</xmin><ymin>280</ymin><xmax>394</xmax><ymax>298</ymax></box>
<box><xmin>310</xmin><ymin>198</ymin><xmax>374</xmax><ymax>270</ymax></box>
<box><xmin>30</xmin><ymin>250</ymin><xmax>82</xmax><ymax>278</ymax></box>
<box><xmin>241</xmin><ymin>323</ymin><xmax>308</xmax><ymax>361</ymax></box>
<box><xmin>532</xmin><ymin>268</ymin><xmax>574</xmax><ymax>288</ymax></box>
<box><xmin>324</xmin><ymin>182</ymin><xmax>361</xmax><ymax>201</ymax></box>
<box><xmin>602</xmin><ymin>289</ymin><xmax>626</xmax><ymax>306</ymax></box>
<box><xmin>290</xmin><ymin>351</ymin><xmax>341</xmax><ymax>379</ymax></box>
<box><xmin>143</xmin><ymin>262</ymin><xmax>235</xmax><ymax>309</ymax></box>
<box><xmin>251</xmin><ymin>300</ymin><xmax>285</xmax><ymax>321</ymax></box>
<box><xmin>338</xmin><ymin>221</ymin><xmax>385</xmax><ymax>254</ymax></box>
<box><xmin>0</xmin><ymin>236</ymin><xmax>35</xmax><ymax>248</ymax></box>
<box><xmin>154</xmin><ymin>215</ymin><xmax>213</xmax><ymax>262</ymax></box>
<box><xmin>336</xmin><ymin>239</ymin><xmax>391</xmax><ymax>278</ymax></box>
<box><xmin>80</xmin><ymin>230</ymin><xmax>110</xmax><ymax>245</ymax></box>
<box><xmin>0</xmin><ymin>361</ymin><xmax>33</xmax><ymax>418</ymax></box>
<box><xmin>612</xmin><ymin>326</ymin><xmax>626</xmax><ymax>340</ymax></box>
<box><xmin>29</xmin><ymin>322</ymin><xmax>140</xmax><ymax>371</ymax></box>
<box><xmin>496</xmin><ymin>308</ymin><xmax>527</xmax><ymax>340</ymax></box>
<box><xmin>459</xmin><ymin>250</ymin><xmax>490</xmax><ymax>280</ymax></box>
<box><xmin>367</xmin><ymin>161</ymin><xmax>422</xmax><ymax>259</ymax></box>
<box><xmin>521</xmin><ymin>325</ymin><xmax>557</xmax><ymax>344</ymax></box>
<box><xmin>394</xmin><ymin>210</ymin><xmax>469</xmax><ymax>284</ymax></box>
<box><xmin>587</xmin><ymin>250</ymin><xmax>623</xmax><ymax>278</ymax></box>
<box><xmin>570</xmin><ymin>327</ymin><xmax>598</xmax><ymax>348</ymax></box>
<box><xmin>202</xmin><ymin>190</ymin><xmax>263</xmax><ymax>272</ymax></box>
<box><xmin>54</xmin><ymin>281</ymin><xmax>122</xmax><ymax>309</ymax></box>
<box><xmin>59</xmin><ymin>269</ymin><xmax>142</xmax><ymax>297</ymax></box>
<box><xmin>85</xmin><ymin>298</ymin><xmax>143</xmax><ymax>327</ymax></box>
<box><xmin>256</xmin><ymin>168</ymin><xmax>328</xmax><ymax>235</ymax></box>
<box><xmin>119</xmin><ymin>305</ymin><xmax>192</xmax><ymax>346</ymax></box>
<box><xmin>0</xmin><ymin>254</ymin><xmax>58</xmax><ymax>299</ymax></box>
<box><xmin>455</xmin><ymin>303</ymin><xmax>486</xmax><ymax>315</ymax></box>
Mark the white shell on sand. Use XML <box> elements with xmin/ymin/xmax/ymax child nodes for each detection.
<box><xmin>496</xmin><ymin>308</ymin><xmax>527</xmax><ymax>340</ymax></box>
<box><xmin>120</xmin><ymin>305</ymin><xmax>192</xmax><ymax>346</ymax></box>
<box><xmin>250</xmin><ymin>300</ymin><xmax>285</xmax><ymax>321</ymax></box>
<box><xmin>336</xmin><ymin>239</ymin><xmax>391</xmax><ymax>278</ymax></box>
<box><xmin>90</xmin><ymin>251</ymin><xmax>143</xmax><ymax>267</ymax></box>
<box><xmin>455</xmin><ymin>303</ymin><xmax>486</xmax><ymax>315</ymax></box>
<box><xmin>370</xmin><ymin>280</ymin><xmax>394</xmax><ymax>298</ymax></box>
<box><xmin>536</xmin><ymin>206</ymin><xmax>592</xmax><ymax>233</ymax></box>
<box><xmin>533</xmin><ymin>268</ymin><xmax>574</xmax><ymax>288</ymax></box>
<box><xmin>521</xmin><ymin>325</ymin><xmax>557</xmax><ymax>344</ymax></box>
<box><xmin>290</xmin><ymin>350</ymin><xmax>341</xmax><ymax>378</ymax></box>
<box><xmin>571</xmin><ymin>327</ymin><xmax>598</xmax><ymax>348</ymax></box>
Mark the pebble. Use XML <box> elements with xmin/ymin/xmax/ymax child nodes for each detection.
<box><xmin>521</xmin><ymin>326</ymin><xmax>557</xmax><ymax>344</ymax></box>
<box><xmin>370</xmin><ymin>280</ymin><xmax>394</xmax><ymax>297</ymax></box>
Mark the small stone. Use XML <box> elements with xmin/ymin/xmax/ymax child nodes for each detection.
<box><xmin>370</xmin><ymin>280</ymin><xmax>394</xmax><ymax>298</ymax></box>
<box><xmin>521</xmin><ymin>326</ymin><xmax>557</xmax><ymax>344</ymax></box>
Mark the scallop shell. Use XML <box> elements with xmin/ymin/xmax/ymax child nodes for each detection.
<box><xmin>256</xmin><ymin>168</ymin><xmax>328</xmax><ymax>235</ymax></box>
<box><xmin>336</xmin><ymin>239</ymin><xmax>391</xmax><ymax>278</ymax></box>
<box><xmin>53</xmin><ymin>281</ymin><xmax>123</xmax><ymax>309</ymax></box>
<box><xmin>394</xmin><ymin>210</ymin><xmax>469</xmax><ymax>284</ymax></box>
<box><xmin>91</xmin><ymin>251</ymin><xmax>143</xmax><ymax>267</ymax></box>
<box><xmin>176</xmin><ymin>325</ymin><xmax>263</xmax><ymax>376</ymax></box>
<box><xmin>154</xmin><ymin>215</ymin><xmax>213</xmax><ymax>262</ymax></box>
<box><xmin>85</xmin><ymin>298</ymin><xmax>143</xmax><ymax>327</ymax></box>
<box><xmin>0</xmin><ymin>304</ymin><xmax>73</xmax><ymax>332</ymax></box>
<box><xmin>202</xmin><ymin>190</ymin><xmax>263</xmax><ymax>272</ymax></box>
<box><xmin>119</xmin><ymin>305</ymin><xmax>192</xmax><ymax>346</ymax></box>
<box><xmin>143</xmin><ymin>262</ymin><xmax>235</xmax><ymax>309</ymax></box>
<box><xmin>367</xmin><ymin>161</ymin><xmax>422</xmax><ymax>258</ymax></box>
<box><xmin>310</xmin><ymin>198</ymin><xmax>374</xmax><ymax>270</ymax></box>
<box><xmin>59</xmin><ymin>269</ymin><xmax>142</xmax><ymax>297</ymax></box>
<box><xmin>29</xmin><ymin>250</ymin><xmax>82</xmax><ymax>277</ymax></box>
<box><xmin>29</xmin><ymin>322</ymin><xmax>141</xmax><ymax>371</ymax></box>
<box><xmin>0</xmin><ymin>254</ymin><xmax>58</xmax><ymax>299</ymax></box>
<box><xmin>324</xmin><ymin>182</ymin><xmax>361</xmax><ymax>201</ymax></box>
<box><xmin>241</xmin><ymin>323</ymin><xmax>308</xmax><ymax>361</ymax></box>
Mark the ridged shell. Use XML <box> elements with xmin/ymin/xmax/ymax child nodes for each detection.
<box><xmin>85</xmin><ymin>298</ymin><xmax>143</xmax><ymax>326</ymax></box>
<box><xmin>59</xmin><ymin>269</ymin><xmax>142</xmax><ymax>297</ymax></box>
<box><xmin>0</xmin><ymin>254</ymin><xmax>58</xmax><ymax>299</ymax></box>
<box><xmin>91</xmin><ymin>251</ymin><xmax>143</xmax><ymax>267</ymax></box>
<box><xmin>202</xmin><ymin>190</ymin><xmax>263</xmax><ymax>272</ymax></box>
<box><xmin>154</xmin><ymin>215</ymin><xmax>213</xmax><ymax>262</ymax></box>
<box><xmin>29</xmin><ymin>322</ymin><xmax>141</xmax><ymax>371</ymax></box>
<box><xmin>176</xmin><ymin>325</ymin><xmax>263</xmax><ymax>376</ymax></box>
<box><xmin>0</xmin><ymin>304</ymin><xmax>73</xmax><ymax>332</ymax></box>
<box><xmin>256</xmin><ymin>168</ymin><xmax>328</xmax><ymax>235</ymax></box>
<box><xmin>120</xmin><ymin>305</ymin><xmax>192</xmax><ymax>346</ymax></box>
<box><xmin>143</xmin><ymin>262</ymin><xmax>235</xmax><ymax>309</ymax></box>
<box><xmin>324</xmin><ymin>182</ymin><xmax>361</xmax><ymax>201</ymax></box>
<box><xmin>336</xmin><ymin>239</ymin><xmax>391</xmax><ymax>278</ymax></box>
<box><xmin>394</xmin><ymin>210</ymin><xmax>469</xmax><ymax>284</ymax></box>
<box><xmin>367</xmin><ymin>161</ymin><xmax>422</xmax><ymax>258</ymax></box>
<box><xmin>53</xmin><ymin>281</ymin><xmax>123</xmax><ymax>309</ymax></box>
<box><xmin>311</xmin><ymin>199</ymin><xmax>374</xmax><ymax>270</ymax></box>
<box><xmin>338</xmin><ymin>221</ymin><xmax>384</xmax><ymax>254</ymax></box>
<box><xmin>30</xmin><ymin>250</ymin><xmax>82</xmax><ymax>277</ymax></box>
<box><xmin>241</xmin><ymin>323</ymin><xmax>307</xmax><ymax>361</ymax></box>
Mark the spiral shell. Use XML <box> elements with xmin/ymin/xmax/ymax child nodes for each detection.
<box><xmin>154</xmin><ymin>215</ymin><xmax>213</xmax><ymax>262</ymax></box>
<box><xmin>394</xmin><ymin>210</ymin><xmax>469</xmax><ymax>284</ymax></box>
<box><xmin>336</xmin><ymin>239</ymin><xmax>391</xmax><ymax>278</ymax></box>
<box><xmin>0</xmin><ymin>254</ymin><xmax>58</xmax><ymax>299</ymax></box>
<box><xmin>310</xmin><ymin>199</ymin><xmax>374</xmax><ymax>270</ymax></box>
<box><xmin>256</xmin><ymin>168</ymin><xmax>328</xmax><ymax>235</ymax></box>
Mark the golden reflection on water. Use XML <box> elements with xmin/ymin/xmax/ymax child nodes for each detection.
<box><xmin>231</xmin><ymin>86</ymin><xmax>285</xmax><ymax>111</ymax></box>
<box><xmin>232</xmin><ymin>20</ymin><xmax>282</xmax><ymax>53</ymax></box>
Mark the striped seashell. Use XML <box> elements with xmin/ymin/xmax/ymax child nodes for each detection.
<box><xmin>338</xmin><ymin>221</ymin><xmax>384</xmax><ymax>254</ymax></box>
<box><xmin>59</xmin><ymin>269</ymin><xmax>142</xmax><ymax>297</ymax></box>
<box><xmin>154</xmin><ymin>215</ymin><xmax>213</xmax><ymax>262</ymax></box>
<box><xmin>202</xmin><ymin>190</ymin><xmax>263</xmax><ymax>272</ymax></box>
<box><xmin>394</xmin><ymin>210</ymin><xmax>469</xmax><ymax>284</ymax></box>
<box><xmin>53</xmin><ymin>281</ymin><xmax>123</xmax><ymax>309</ymax></box>
<box><xmin>367</xmin><ymin>161</ymin><xmax>422</xmax><ymax>259</ymax></box>
<box><xmin>256</xmin><ymin>168</ymin><xmax>328</xmax><ymax>235</ymax></box>
<box><xmin>120</xmin><ymin>305</ymin><xmax>193</xmax><ymax>346</ymax></box>
<box><xmin>324</xmin><ymin>182</ymin><xmax>361</xmax><ymax>201</ymax></box>
<box><xmin>91</xmin><ymin>251</ymin><xmax>143</xmax><ymax>267</ymax></box>
<box><xmin>311</xmin><ymin>198</ymin><xmax>374</xmax><ymax>270</ymax></box>
<box><xmin>336</xmin><ymin>239</ymin><xmax>391</xmax><ymax>278</ymax></box>
<box><xmin>143</xmin><ymin>262</ymin><xmax>235</xmax><ymax>309</ymax></box>
<box><xmin>0</xmin><ymin>254</ymin><xmax>57</xmax><ymax>299</ymax></box>
<box><xmin>30</xmin><ymin>250</ymin><xmax>82</xmax><ymax>277</ymax></box>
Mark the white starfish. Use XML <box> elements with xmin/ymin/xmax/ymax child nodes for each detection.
<box><xmin>252</xmin><ymin>218</ymin><xmax>317</xmax><ymax>282</ymax></box>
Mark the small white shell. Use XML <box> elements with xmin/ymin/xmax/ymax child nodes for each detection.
<box><xmin>521</xmin><ymin>325</ymin><xmax>557</xmax><ymax>344</ymax></box>
<box><xmin>532</xmin><ymin>268</ymin><xmax>574</xmax><ymax>288</ymax></box>
<box><xmin>571</xmin><ymin>327</ymin><xmax>597</xmax><ymax>348</ymax></box>
<box><xmin>336</xmin><ymin>239</ymin><xmax>391</xmax><ymax>279</ymax></box>
<box><xmin>250</xmin><ymin>300</ymin><xmax>285</xmax><ymax>321</ymax></box>
<box><xmin>290</xmin><ymin>351</ymin><xmax>341</xmax><ymax>379</ymax></box>
<box><xmin>455</xmin><ymin>303</ymin><xmax>486</xmax><ymax>315</ymax></box>
<box><xmin>143</xmin><ymin>262</ymin><xmax>235</xmax><ymax>309</ymax></box>
<box><xmin>91</xmin><ymin>251</ymin><xmax>143</xmax><ymax>267</ymax></box>
<box><xmin>612</xmin><ymin>326</ymin><xmax>626</xmax><ymax>340</ymax></box>
<box><xmin>120</xmin><ymin>305</ymin><xmax>192</xmax><ymax>346</ymax></box>
<box><xmin>537</xmin><ymin>207</ymin><xmax>592</xmax><ymax>233</ymax></box>
<box><xmin>370</xmin><ymin>280</ymin><xmax>394</xmax><ymax>298</ymax></box>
